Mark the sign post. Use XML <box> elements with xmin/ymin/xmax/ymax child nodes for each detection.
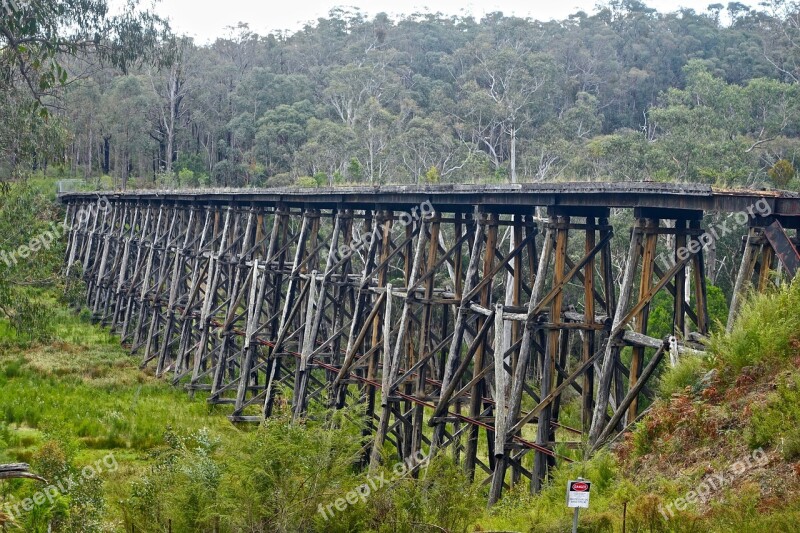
<box><xmin>567</xmin><ymin>478</ymin><xmax>591</xmax><ymax>533</ymax></box>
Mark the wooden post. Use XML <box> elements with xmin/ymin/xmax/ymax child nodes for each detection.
<box><xmin>430</xmin><ymin>214</ymin><xmax>483</xmax><ymax>455</ymax></box>
<box><xmin>590</xmin><ymin>220</ymin><xmax>643</xmax><ymax>446</ymax></box>
<box><xmin>465</xmin><ymin>214</ymin><xmax>498</xmax><ymax>481</ymax></box>
<box><xmin>690</xmin><ymin>220</ymin><xmax>709</xmax><ymax>335</ymax></box>
<box><xmin>533</xmin><ymin>216</ymin><xmax>567</xmax><ymax>492</ymax></box>
<box><xmin>728</xmin><ymin>228</ymin><xmax>757</xmax><ymax>331</ymax></box>
<box><xmin>673</xmin><ymin>220</ymin><xmax>687</xmax><ymax>337</ymax></box>
<box><xmin>582</xmin><ymin>217</ymin><xmax>596</xmax><ymax>433</ymax></box>
<box><xmin>488</xmin><ymin>303</ymin><xmax>509</xmax><ymax>505</ymax></box>
<box><xmin>370</xmin><ymin>283</ymin><xmax>394</xmax><ymax>470</ymax></box>
<box><xmin>628</xmin><ymin>219</ymin><xmax>658</xmax><ymax>423</ymax></box>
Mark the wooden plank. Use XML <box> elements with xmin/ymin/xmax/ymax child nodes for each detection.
<box><xmin>465</xmin><ymin>214</ymin><xmax>498</xmax><ymax>481</ymax></box>
<box><xmin>533</xmin><ymin>218</ymin><xmax>567</xmax><ymax>492</ymax></box>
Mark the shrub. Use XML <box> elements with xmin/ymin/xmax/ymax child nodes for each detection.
<box><xmin>178</xmin><ymin>168</ymin><xmax>198</xmax><ymax>188</ymax></box>
<box><xmin>267</xmin><ymin>173</ymin><xmax>294</xmax><ymax>187</ymax></box>
<box><xmin>658</xmin><ymin>355</ymin><xmax>708</xmax><ymax>399</ymax></box>
<box><xmin>711</xmin><ymin>279</ymin><xmax>800</xmax><ymax>376</ymax></box>
<box><xmin>769</xmin><ymin>159</ymin><xmax>795</xmax><ymax>188</ymax></box>
<box><xmin>296</xmin><ymin>176</ymin><xmax>318</xmax><ymax>188</ymax></box>
<box><xmin>424</xmin><ymin>166</ymin><xmax>441</xmax><ymax>184</ymax></box>
<box><xmin>313</xmin><ymin>172</ymin><xmax>329</xmax><ymax>187</ymax></box>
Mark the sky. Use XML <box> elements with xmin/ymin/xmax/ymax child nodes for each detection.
<box><xmin>139</xmin><ymin>0</ymin><xmax>762</xmax><ymax>43</ymax></box>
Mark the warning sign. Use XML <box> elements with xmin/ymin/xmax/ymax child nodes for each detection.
<box><xmin>567</xmin><ymin>480</ymin><xmax>592</xmax><ymax>508</ymax></box>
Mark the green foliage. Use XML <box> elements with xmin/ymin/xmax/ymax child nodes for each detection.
<box><xmin>4</xmin><ymin>440</ymin><xmax>107</xmax><ymax>532</ymax></box>
<box><xmin>364</xmin><ymin>457</ymin><xmax>482</xmax><ymax>533</ymax></box>
<box><xmin>6</xmin><ymin>292</ymin><xmax>56</xmax><ymax>344</ymax></box>
<box><xmin>175</xmin><ymin>153</ymin><xmax>208</xmax><ymax>177</ymax></box>
<box><xmin>645</xmin><ymin>283</ymin><xmax>726</xmax><ymax>343</ymax></box>
<box><xmin>123</xmin><ymin>412</ymin><xmax>366</xmax><ymax>532</ymax></box>
<box><xmin>706</xmin><ymin>284</ymin><xmax>729</xmax><ymax>333</ymax></box>
<box><xmin>296</xmin><ymin>176</ymin><xmax>318</xmax><ymax>188</ymax></box>
<box><xmin>424</xmin><ymin>166</ymin><xmax>441</xmax><ymax>184</ymax></box>
<box><xmin>19</xmin><ymin>2</ymin><xmax>800</xmax><ymax>196</ymax></box>
<box><xmin>749</xmin><ymin>373</ymin><xmax>800</xmax><ymax>460</ymax></box>
<box><xmin>658</xmin><ymin>355</ymin><xmax>708</xmax><ymax>399</ymax></box>
<box><xmin>769</xmin><ymin>159</ymin><xmax>796</xmax><ymax>188</ymax></box>
<box><xmin>313</xmin><ymin>171</ymin><xmax>329</xmax><ymax>187</ymax></box>
<box><xmin>347</xmin><ymin>158</ymin><xmax>363</xmax><ymax>181</ymax></box>
<box><xmin>479</xmin><ymin>452</ymin><xmax>621</xmax><ymax>532</ymax></box>
<box><xmin>0</xmin><ymin>0</ymin><xmax>168</xmax><ymax>174</ymax></box>
<box><xmin>711</xmin><ymin>279</ymin><xmax>800</xmax><ymax>376</ymax></box>
<box><xmin>177</xmin><ymin>168</ymin><xmax>197</xmax><ymax>188</ymax></box>
<box><xmin>0</xmin><ymin>182</ymin><xmax>66</xmax><ymax>345</ymax></box>
<box><xmin>647</xmin><ymin>291</ymin><xmax>675</xmax><ymax>341</ymax></box>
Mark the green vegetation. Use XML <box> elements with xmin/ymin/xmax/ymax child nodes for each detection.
<box><xmin>658</xmin><ymin>354</ymin><xmax>709</xmax><ymax>399</ymax></box>
<box><xmin>6</xmin><ymin>2</ymin><xmax>800</xmax><ymax>189</ymax></box>
<box><xmin>3</xmin><ymin>0</ymin><xmax>800</xmax><ymax>530</ymax></box>
<box><xmin>711</xmin><ymin>279</ymin><xmax>800</xmax><ymax>375</ymax></box>
<box><xmin>0</xmin><ymin>180</ymin><xmax>797</xmax><ymax>532</ymax></box>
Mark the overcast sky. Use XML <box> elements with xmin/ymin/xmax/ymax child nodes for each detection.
<box><xmin>140</xmin><ymin>0</ymin><xmax>761</xmax><ymax>42</ymax></box>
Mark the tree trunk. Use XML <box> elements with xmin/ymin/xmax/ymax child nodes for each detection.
<box><xmin>510</xmin><ymin>126</ymin><xmax>517</xmax><ymax>184</ymax></box>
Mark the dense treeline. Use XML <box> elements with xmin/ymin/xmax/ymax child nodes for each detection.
<box><xmin>15</xmin><ymin>1</ymin><xmax>799</xmax><ymax>189</ymax></box>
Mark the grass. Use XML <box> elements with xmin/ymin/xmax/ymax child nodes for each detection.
<box><xmin>2</xmin><ymin>282</ymin><xmax>799</xmax><ymax>531</ymax></box>
<box><xmin>0</xmin><ymin>288</ymin><xmax>241</xmax><ymax>529</ymax></box>
<box><xmin>748</xmin><ymin>372</ymin><xmax>800</xmax><ymax>461</ymax></box>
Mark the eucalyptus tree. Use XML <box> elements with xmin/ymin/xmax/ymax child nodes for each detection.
<box><xmin>147</xmin><ymin>36</ymin><xmax>195</xmax><ymax>174</ymax></box>
<box><xmin>456</xmin><ymin>32</ymin><xmax>557</xmax><ymax>182</ymax></box>
<box><xmin>0</xmin><ymin>0</ymin><xmax>169</xmax><ymax>178</ymax></box>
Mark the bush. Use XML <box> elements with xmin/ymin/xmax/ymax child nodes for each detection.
<box><xmin>658</xmin><ymin>355</ymin><xmax>708</xmax><ymax>399</ymax></box>
<box><xmin>296</xmin><ymin>176</ymin><xmax>318</xmax><ymax>188</ymax></box>
<box><xmin>123</xmin><ymin>413</ymin><xmax>366</xmax><ymax>532</ymax></box>
<box><xmin>711</xmin><ymin>279</ymin><xmax>800</xmax><ymax>376</ymax></box>
<box><xmin>313</xmin><ymin>172</ymin><xmax>329</xmax><ymax>187</ymax></box>
<box><xmin>178</xmin><ymin>168</ymin><xmax>198</xmax><ymax>188</ymax></box>
<box><xmin>267</xmin><ymin>173</ymin><xmax>294</xmax><ymax>188</ymax></box>
<box><xmin>424</xmin><ymin>166</ymin><xmax>441</xmax><ymax>184</ymax></box>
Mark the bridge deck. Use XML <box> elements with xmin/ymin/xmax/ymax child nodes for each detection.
<box><xmin>58</xmin><ymin>182</ymin><xmax>800</xmax><ymax>220</ymax></box>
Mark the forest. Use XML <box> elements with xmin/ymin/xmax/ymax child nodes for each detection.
<box><xmin>4</xmin><ymin>1</ymin><xmax>800</xmax><ymax>190</ymax></box>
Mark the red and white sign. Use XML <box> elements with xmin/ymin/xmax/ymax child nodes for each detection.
<box><xmin>567</xmin><ymin>480</ymin><xmax>592</xmax><ymax>508</ymax></box>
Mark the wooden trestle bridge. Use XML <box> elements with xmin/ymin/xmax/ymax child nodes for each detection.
<box><xmin>59</xmin><ymin>183</ymin><xmax>800</xmax><ymax>503</ymax></box>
